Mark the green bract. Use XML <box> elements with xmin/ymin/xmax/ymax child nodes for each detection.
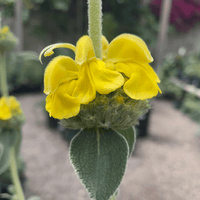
<box><xmin>61</xmin><ymin>88</ymin><xmax>150</xmax><ymax>129</ymax></box>
<box><xmin>0</xmin><ymin>113</ymin><xmax>25</xmax><ymax>130</ymax></box>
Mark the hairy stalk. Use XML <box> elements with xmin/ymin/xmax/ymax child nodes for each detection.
<box><xmin>10</xmin><ymin>148</ymin><xmax>25</xmax><ymax>200</ymax></box>
<box><xmin>110</xmin><ymin>195</ymin><xmax>117</xmax><ymax>200</ymax></box>
<box><xmin>0</xmin><ymin>12</ymin><xmax>2</xmax><ymax>29</ymax></box>
<box><xmin>88</xmin><ymin>0</ymin><xmax>102</xmax><ymax>59</ymax></box>
<box><xmin>0</xmin><ymin>53</ymin><xmax>9</xmax><ymax>97</ymax></box>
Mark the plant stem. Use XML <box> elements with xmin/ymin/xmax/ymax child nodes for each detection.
<box><xmin>0</xmin><ymin>53</ymin><xmax>9</xmax><ymax>97</ymax></box>
<box><xmin>88</xmin><ymin>0</ymin><xmax>102</xmax><ymax>59</ymax></box>
<box><xmin>0</xmin><ymin>12</ymin><xmax>2</xmax><ymax>29</ymax></box>
<box><xmin>9</xmin><ymin>148</ymin><xmax>25</xmax><ymax>200</ymax></box>
<box><xmin>110</xmin><ymin>195</ymin><xmax>116</xmax><ymax>200</ymax></box>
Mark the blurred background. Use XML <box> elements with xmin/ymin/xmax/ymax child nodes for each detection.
<box><xmin>0</xmin><ymin>0</ymin><xmax>200</xmax><ymax>199</ymax></box>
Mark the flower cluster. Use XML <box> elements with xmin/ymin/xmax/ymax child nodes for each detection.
<box><xmin>0</xmin><ymin>26</ymin><xmax>18</xmax><ymax>53</ymax></box>
<box><xmin>40</xmin><ymin>34</ymin><xmax>161</xmax><ymax>120</ymax></box>
<box><xmin>0</xmin><ymin>26</ymin><xmax>9</xmax><ymax>41</ymax></box>
<box><xmin>0</xmin><ymin>96</ymin><xmax>22</xmax><ymax>120</ymax></box>
<box><xmin>0</xmin><ymin>96</ymin><xmax>25</xmax><ymax>129</ymax></box>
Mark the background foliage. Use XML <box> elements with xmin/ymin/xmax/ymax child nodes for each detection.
<box><xmin>2</xmin><ymin>0</ymin><xmax>159</xmax><ymax>46</ymax></box>
<box><xmin>0</xmin><ymin>0</ymin><xmax>161</xmax><ymax>94</ymax></box>
<box><xmin>159</xmin><ymin>49</ymin><xmax>200</xmax><ymax>122</ymax></box>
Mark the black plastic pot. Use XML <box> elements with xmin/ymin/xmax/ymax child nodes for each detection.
<box><xmin>137</xmin><ymin>110</ymin><xmax>151</xmax><ymax>137</ymax></box>
<box><xmin>46</xmin><ymin>113</ymin><xmax>59</xmax><ymax>129</ymax></box>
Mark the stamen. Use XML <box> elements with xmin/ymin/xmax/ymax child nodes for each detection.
<box><xmin>39</xmin><ymin>43</ymin><xmax>76</xmax><ymax>64</ymax></box>
<box><xmin>44</xmin><ymin>50</ymin><xmax>54</xmax><ymax>57</ymax></box>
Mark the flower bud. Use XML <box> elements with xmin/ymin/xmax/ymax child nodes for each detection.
<box><xmin>0</xmin><ymin>26</ymin><xmax>18</xmax><ymax>53</ymax></box>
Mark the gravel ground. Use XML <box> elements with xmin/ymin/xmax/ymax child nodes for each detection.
<box><xmin>16</xmin><ymin>93</ymin><xmax>200</xmax><ymax>200</ymax></box>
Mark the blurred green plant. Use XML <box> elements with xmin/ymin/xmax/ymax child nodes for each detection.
<box><xmin>159</xmin><ymin>53</ymin><xmax>184</xmax><ymax>100</ymax></box>
<box><xmin>181</xmin><ymin>93</ymin><xmax>200</xmax><ymax>123</ymax></box>
<box><xmin>184</xmin><ymin>54</ymin><xmax>200</xmax><ymax>78</ymax></box>
<box><xmin>102</xmin><ymin>13</ymin><xmax>118</xmax><ymax>42</ymax></box>
<box><xmin>0</xmin><ymin>25</ymin><xmax>18</xmax><ymax>53</ymax></box>
<box><xmin>3</xmin><ymin>51</ymin><xmax>45</xmax><ymax>93</ymax></box>
<box><xmin>103</xmin><ymin>1</ymin><xmax>161</xmax><ymax>47</ymax></box>
<box><xmin>0</xmin><ymin>155</ymin><xmax>25</xmax><ymax>184</ymax></box>
<box><xmin>134</xmin><ymin>6</ymin><xmax>159</xmax><ymax>48</ymax></box>
<box><xmin>0</xmin><ymin>0</ymin><xmax>14</xmax><ymax>5</ymax></box>
<box><xmin>2</xmin><ymin>0</ymin><xmax>161</xmax><ymax>49</ymax></box>
<box><xmin>160</xmin><ymin>48</ymin><xmax>200</xmax><ymax>121</ymax></box>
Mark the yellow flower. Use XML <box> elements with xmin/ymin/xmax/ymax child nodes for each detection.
<box><xmin>102</xmin><ymin>34</ymin><xmax>161</xmax><ymax>100</ymax></box>
<box><xmin>40</xmin><ymin>34</ymin><xmax>161</xmax><ymax>120</ymax></box>
<box><xmin>0</xmin><ymin>26</ymin><xmax>9</xmax><ymax>41</ymax></box>
<box><xmin>1</xmin><ymin>26</ymin><xmax>9</xmax><ymax>34</ymax></box>
<box><xmin>40</xmin><ymin>36</ymin><xmax>124</xmax><ymax>119</ymax></box>
<box><xmin>0</xmin><ymin>96</ymin><xmax>22</xmax><ymax>120</ymax></box>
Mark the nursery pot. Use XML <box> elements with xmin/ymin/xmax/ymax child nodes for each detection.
<box><xmin>46</xmin><ymin>112</ymin><xmax>58</xmax><ymax>129</ymax></box>
<box><xmin>137</xmin><ymin>110</ymin><xmax>151</xmax><ymax>137</ymax></box>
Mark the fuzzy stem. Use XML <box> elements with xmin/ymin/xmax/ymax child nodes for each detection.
<box><xmin>88</xmin><ymin>0</ymin><xmax>102</xmax><ymax>59</ymax></box>
<box><xmin>9</xmin><ymin>148</ymin><xmax>25</xmax><ymax>200</ymax></box>
<box><xmin>0</xmin><ymin>53</ymin><xmax>9</xmax><ymax>97</ymax></box>
<box><xmin>110</xmin><ymin>195</ymin><xmax>117</xmax><ymax>200</ymax></box>
<box><xmin>0</xmin><ymin>12</ymin><xmax>2</xmax><ymax>29</ymax></box>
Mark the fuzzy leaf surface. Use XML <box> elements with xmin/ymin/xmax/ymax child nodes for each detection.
<box><xmin>0</xmin><ymin>144</ymin><xmax>3</xmax><ymax>160</ymax></box>
<box><xmin>116</xmin><ymin>127</ymin><xmax>136</xmax><ymax>157</ymax></box>
<box><xmin>0</xmin><ymin>129</ymin><xmax>17</xmax><ymax>175</ymax></box>
<box><xmin>70</xmin><ymin>128</ymin><xmax>128</xmax><ymax>200</ymax></box>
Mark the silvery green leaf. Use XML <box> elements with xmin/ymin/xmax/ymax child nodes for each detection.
<box><xmin>0</xmin><ymin>129</ymin><xmax>17</xmax><ymax>175</ymax></box>
<box><xmin>70</xmin><ymin>128</ymin><xmax>129</xmax><ymax>200</ymax></box>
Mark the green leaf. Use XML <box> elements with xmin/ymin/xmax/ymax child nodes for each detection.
<box><xmin>70</xmin><ymin>128</ymin><xmax>129</xmax><ymax>200</ymax></box>
<box><xmin>0</xmin><ymin>129</ymin><xmax>17</xmax><ymax>175</ymax></box>
<box><xmin>0</xmin><ymin>143</ymin><xmax>3</xmax><ymax>161</ymax></box>
<box><xmin>116</xmin><ymin>127</ymin><xmax>136</xmax><ymax>157</ymax></box>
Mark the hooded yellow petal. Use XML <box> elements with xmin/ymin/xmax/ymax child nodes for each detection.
<box><xmin>142</xmin><ymin>64</ymin><xmax>160</xmax><ymax>83</ymax></box>
<box><xmin>123</xmin><ymin>67</ymin><xmax>161</xmax><ymax>100</ymax></box>
<box><xmin>89</xmin><ymin>60</ymin><xmax>124</xmax><ymax>94</ymax></box>
<box><xmin>102</xmin><ymin>35</ymin><xmax>109</xmax><ymax>61</ymax></box>
<box><xmin>46</xmin><ymin>82</ymin><xmax>80</xmax><ymax>120</ymax></box>
<box><xmin>115</xmin><ymin>62</ymin><xmax>160</xmax><ymax>83</ymax></box>
<box><xmin>72</xmin><ymin>63</ymin><xmax>96</xmax><ymax>104</ymax></box>
<box><xmin>0</xmin><ymin>97</ymin><xmax>12</xmax><ymax>120</ymax></box>
<box><xmin>65</xmin><ymin>79</ymin><xmax>78</xmax><ymax>96</ymax></box>
<box><xmin>44</xmin><ymin>56</ymin><xmax>78</xmax><ymax>95</ymax></box>
<box><xmin>75</xmin><ymin>35</ymin><xmax>96</xmax><ymax>65</ymax></box>
<box><xmin>115</xmin><ymin>62</ymin><xmax>132</xmax><ymax>77</ymax></box>
<box><xmin>106</xmin><ymin>34</ymin><xmax>153</xmax><ymax>64</ymax></box>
